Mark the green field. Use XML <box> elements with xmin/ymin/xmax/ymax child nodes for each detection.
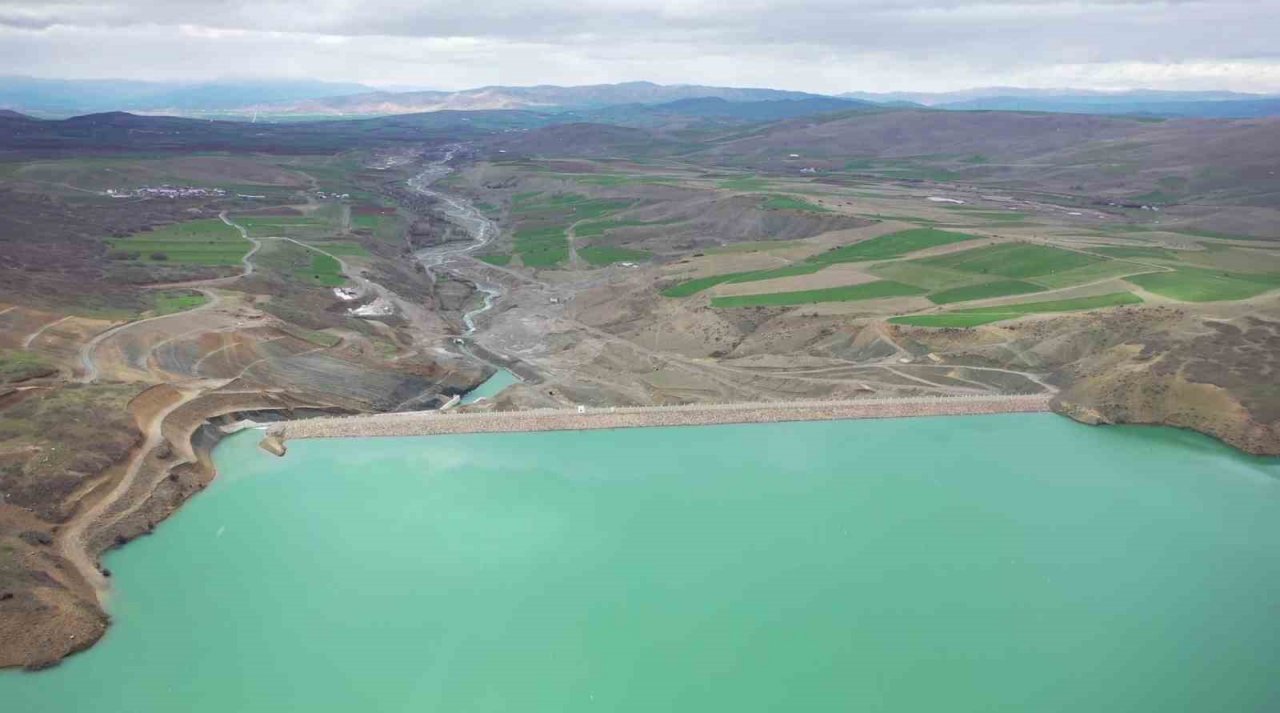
<box><xmin>478</xmin><ymin>253</ymin><xmax>513</xmax><ymax>266</ymax></box>
<box><xmin>711</xmin><ymin>281</ymin><xmax>925</xmax><ymax>308</ymax></box>
<box><xmin>151</xmin><ymin>290</ymin><xmax>209</xmax><ymax>315</ymax></box>
<box><xmin>918</xmin><ymin>243</ymin><xmax>1101</xmax><ymax>279</ymax></box>
<box><xmin>661</xmin><ymin>263</ymin><xmax>828</xmax><ymax>297</ymax></box>
<box><xmin>579</xmin><ymin>246</ymin><xmax>652</xmax><ymax>266</ymax></box>
<box><xmin>808</xmin><ymin>229</ymin><xmax>979</xmax><ymax>264</ymax></box>
<box><xmin>891</xmin><ymin>292</ymin><xmax>1143</xmax><ymax>327</ymax></box>
<box><xmin>514</xmin><ymin>226</ymin><xmax>569</xmax><ymax>267</ymax></box>
<box><xmin>350</xmin><ymin>214</ymin><xmax>386</xmax><ymax>230</ymax></box>
<box><xmin>108</xmin><ymin>218</ymin><xmax>249</xmax><ymax>266</ymax></box>
<box><xmin>351</xmin><ymin>213</ymin><xmax>404</xmax><ymax>243</ymax></box>
<box><xmin>302</xmin><ymin>253</ymin><xmax>346</xmax><ymax>286</ymax></box>
<box><xmin>761</xmin><ymin>195</ymin><xmax>830</xmax><ymax>213</ymax></box>
<box><xmin>234</xmin><ymin>214</ymin><xmax>337</xmax><ymax>239</ymax></box>
<box><xmin>1027</xmin><ymin>260</ymin><xmax>1154</xmax><ymax>289</ymax></box>
<box><xmin>926</xmin><ymin>280</ymin><xmax>1045</xmax><ymax>305</ymax></box>
<box><xmin>514</xmin><ymin>194</ymin><xmax>628</xmax><ymax>221</ymax></box>
<box><xmin>1179</xmin><ymin>229</ymin><xmax>1273</xmax><ymax>242</ymax></box>
<box><xmin>945</xmin><ymin>208</ymin><xmax>1030</xmax><ymax>223</ymax></box>
<box><xmin>510</xmin><ymin>194</ymin><xmax>633</xmax><ymax>267</ymax></box>
<box><xmin>1090</xmin><ymin>245</ymin><xmax>1178</xmax><ymax>260</ymax></box>
<box><xmin>718</xmin><ymin>176</ymin><xmax>770</xmax><ymax>191</ymax></box>
<box><xmin>1125</xmin><ymin>268</ymin><xmax>1280</xmax><ymax>302</ymax></box>
<box><xmin>867</xmin><ymin>262</ymin><xmax>990</xmax><ymax>290</ymax></box>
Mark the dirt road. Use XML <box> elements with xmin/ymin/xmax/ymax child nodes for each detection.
<box><xmin>56</xmin><ymin>387</ymin><xmax>200</xmax><ymax>600</ymax></box>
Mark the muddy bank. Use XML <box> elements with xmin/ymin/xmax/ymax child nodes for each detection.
<box><xmin>1052</xmin><ymin>394</ymin><xmax>1280</xmax><ymax>457</ymax></box>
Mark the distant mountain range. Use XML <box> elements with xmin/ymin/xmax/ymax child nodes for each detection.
<box><xmin>2</xmin><ymin>77</ymin><xmax>1278</xmax><ymax>120</ymax></box>
<box><xmin>842</xmin><ymin>87</ymin><xmax>1280</xmax><ymax>118</ymax></box>
<box><xmin>840</xmin><ymin>87</ymin><xmax>1265</xmax><ymax>105</ymax></box>
<box><xmin>239</xmin><ymin>81</ymin><xmax>830</xmax><ymax>117</ymax></box>
<box><xmin>0</xmin><ymin>77</ymin><xmax>375</xmax><ymax>117</ymax></box>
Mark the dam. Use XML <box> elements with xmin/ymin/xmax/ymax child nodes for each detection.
<box><xmin>268</xmin><ymin>393</ymin><xmax>1054</xmax><ymax>443</ymax></box>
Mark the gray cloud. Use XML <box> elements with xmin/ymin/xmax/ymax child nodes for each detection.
<box><xmin>1</xmin><ymin>0</ymin><xmax>1277</xmax><ymax>92</ymax></box>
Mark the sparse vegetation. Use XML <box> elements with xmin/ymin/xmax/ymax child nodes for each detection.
<box><xmin>0</xmin><ymin>350</ymin><xmax>57</xmax><ymax>383</ymax></box>
<box><xmin>579</xmin><ymin>246</ymin><xmax>651</xmax><ymax>266</ymax></box>
<box><xmin>313</xmin><ymin>242</ymin><xmax>370</xmax><ymax>257</ymax></box>
<box><xmin>151</xmin><ymin>290</ymin><xmax>208</xmax><ymax>315</ymax></box>
<box><xmin>574</xmin><ymin>218</ymin><xmax>678</xmax><ymax>238</ymax></box>
<box><xmin>278</xmin><ymin>324</ymin><xmax>342</xmax><ymax>348</ymax></box>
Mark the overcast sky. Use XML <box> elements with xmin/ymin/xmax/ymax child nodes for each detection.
<box><xmin>2</xmin><ymin>0</ymin><xmax>1278</xmax><ymax>93</ymax></box>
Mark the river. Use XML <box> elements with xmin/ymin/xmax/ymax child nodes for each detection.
<box><xmin>3</xmin><ymin>414</ymin><xmax>1278</xmax><ymax>711</ymax></box>
<box><xmin>407</xmin><ymin>146</ymin><xmax>502</xmax><ymax>337</ymax></box>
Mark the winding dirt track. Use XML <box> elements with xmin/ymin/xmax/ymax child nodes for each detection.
<box><xmin>77</xmin><ymin>211</ymin><xmax>260</xmax><ymax>384</ymax></box>
<box><xmin>76</xmin><ymin>289</ymin><xmax>224</xmax><ymax>383</ymax></box>
<box><xmin>57</xmin><ymin>387</ymin><xmax>201</xmax><ymax>600</ymax></box>
<box><xmin>60</xmin><ymin>211</ymin><xmax>268</xmax><ymax>597</ymax></box>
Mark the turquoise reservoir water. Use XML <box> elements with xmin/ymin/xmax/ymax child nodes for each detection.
<box><xmin>460</xmin><ymin>368</ymin><xmax>519</xmax><ymax>404</ymax></box>
<box><xmin>4</xmin><ymin>415</ymin><xmax>1279</xmax><ymax>712</ymax></box>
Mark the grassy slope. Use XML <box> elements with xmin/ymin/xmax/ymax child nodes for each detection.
<box><xmin>917</xmin><ymin>243</ymin><xmax>1100</xmax><ymax>279</ymax></box>
<box><xmin>662</xmin><ymin>263</ymin><xmax>828</xmax><ymax>297</ymax></box>
<box><xmin>712</xmin><ymin>281</ymin><xmax>925</xmax><ymax>308</ymax></box>
<box><xmin>926</xmin><ymin>280</ymin><xmax>1045</xmax><ymax>305</ymax></box>
<box><xmin>891</xmin><ymin>292</ymin><xmax>1143</xmax><ymax>327</ymax></box>
<box><xmin>109</xmin><ymin>218</ymin><xmax>248</xmax><ymax>266</ymax></box>
<box><xmin>304</xmin><ymin>253</ymin><xmax>346</xmax><ymax>286</ymax></box>
<box><xmin>808</xmin><ymin>228</ymin><xmax>978</xmax><ymax>264</ymax></box>
<box><xmin>511</xmin><ymin>194</ymin><xmax>630</xmax><ymax>268</ymax></box>
<box><xmin>579</xmin><ymin>246</ymin><xmax>651</xmax><ymax>266</ymax></box>
<box><xmin>1125</xmin><ymin>268</ymin><xmax>1280</xmax><ymax>301</ymax></box>
<box><xmin>761</xmin><ymin>195</ymin><xmax>830</xmax><ymax>212</ymax></box>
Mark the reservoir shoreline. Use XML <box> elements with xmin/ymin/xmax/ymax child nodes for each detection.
<box><xmin>270</xmin><ymin>393</ymin><xmax>1052</xmax><ymax>442</ymax></box>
